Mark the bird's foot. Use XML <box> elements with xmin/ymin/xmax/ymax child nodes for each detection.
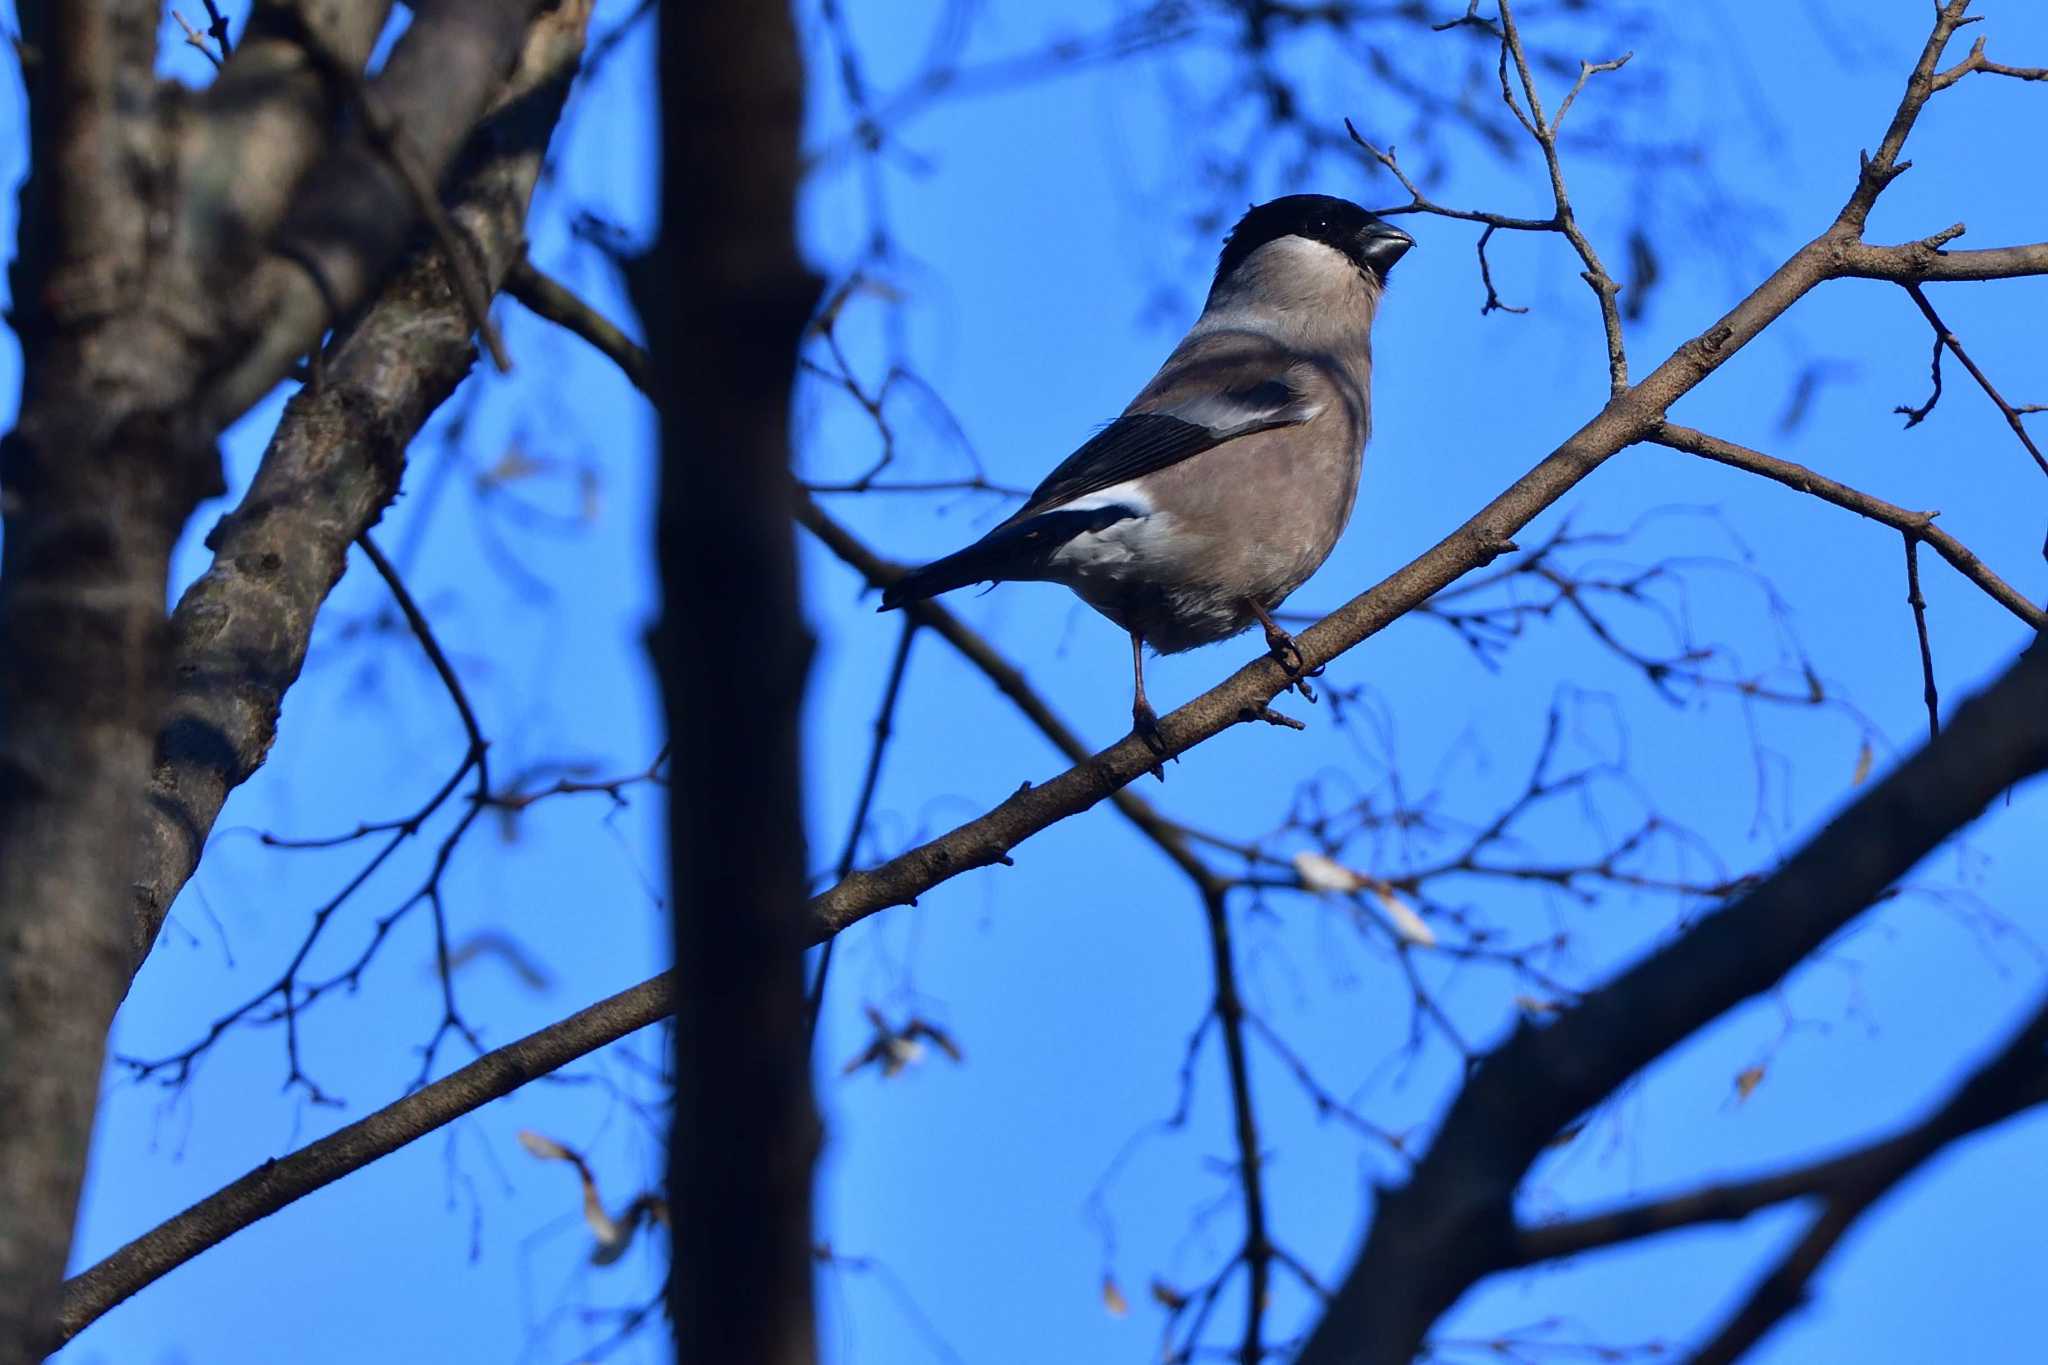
<box><xmin>1260</xmin><ymin>621</ymin><xmax>1322</xmax><ymax>702</ymax></box>
<box><xmin>1133</xmin><ymin>700</ymin><xmax>1171</xmax><ymax>782</ymax></box>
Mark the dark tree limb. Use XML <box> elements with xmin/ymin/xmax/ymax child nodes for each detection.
<box><xmin>1509</xmin><ymin>990</ymin><xmax>2048</xmax><ymax>1269</ymax></box>
<box><xmin>64</xmin><ymin>636</ymin><xmax>2046</xmax><ymax>1354</ymax></box>
<box><xmin>643</xmin><ymin>3</ymin><xmax>821</xmax><ymax>1361</ymax></box>
<box><xmin>1295</xmin><ymin>637</ymin><xmax>2048</xmax><ymax>1363</ymax></box>
<box><xmin>42</xmin><ymin>5</ymin><xmax>2048</xmax><ymax>1353</ymax></box>
<box><xmin>1686</xmin><ymin>994</ymin><xmax>2048</xmax><ymax>1364</ymax></box>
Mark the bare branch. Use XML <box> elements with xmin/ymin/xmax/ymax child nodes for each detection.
<box><xmin>1687</xmin><ymin>995</ymin><xmax>2048</xmax><ymax>1364</ymax></box>
<box><xmin>1838</xmin><ymin>0</ymin><xmax>1986</xmax><ymax>231</ymax></box>
<box><xmin>1496</xmin><ymin>0</ymin><xmax>1630</xmax><ymax>390</ymax></box>
<box><xmin>802</xmin><ymin>185</ymin><xmax>1959</xmax><ymax>945</ymax></box>
<box><xmin>1653</xmin><ymin>424</ymin><xmax>2044</xmax><ymax>632</ymax></box>
<box><xmin>1902</xmin><ymin>535</ymin><xmax>1941</xmax><ymax>741</ymax></box>
<box><xmin>1512</xmin><ymin>994</ymin><xmax>2048</xmax><ymax>1268</ymax></box>
<box><xmin>1930</xmin><ymin>35</ymin><xmax>2048</xmax><ymax>91</ymax></box>
<box><xmin>508</xmin><ymin>259</ymin><xmax>653</xmax><ymax>391</ymax></box>
<box><xmin>56</xmin><ymin>974</ymin><xmax>676</xmax><ymax>1344</ymax></box>
<box><xmin>1897</xmin><ymin>282</ymin><xmax>2048</xmax><ymax>478</ymax></box>
<box><xmin>1833</xmin><ymin>236</ymin><xmax>2048</xmax><ymax>282</ymax></box>
<box><xmin>805</xmin><ymin>616</ymin><xmax>919</xmax><ymax>1039</ymax></box>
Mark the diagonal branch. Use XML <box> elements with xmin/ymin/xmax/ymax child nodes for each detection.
<box><xmin>1652</xmin><ymin>424</ymin><xmax>2044</xmax><ymax>632</ymax></box>
<box><xmin>792</xmin><ymin>6</ymin><xmax>2048</xmax><ymax>952</ymax></box>
<box><xmin>1510</xmin><ymin>992</ymin><xmax>2048</xmax><ymax>1270</ymax></box>
<box><xmin>1687</xmin><ymin>993</ymin><xmax>2048</xmax><ymax>1364</ymax></box>
<box><xmin>55</xmin><ymin>973</ymin><xmax>676</xmax><ymax>1344</ymax></box>
<box><xmin>67</xmin><ymin>637</ymin><xmax>2048</xmax><ymax>1352</ymax></box>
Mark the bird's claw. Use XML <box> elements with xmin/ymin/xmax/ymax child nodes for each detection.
<box><xmin>1261</xmin><ymin>623</ymin><xmax>1322</xmax><ymax>702</ymax></box>
<box><xmin>1132</xmin><ymin>700</ymin><xmax>1171</xmax><ymax>781</ymax></box>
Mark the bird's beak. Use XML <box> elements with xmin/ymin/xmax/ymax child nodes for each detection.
<box><xmin>1359</xmin><ymin>221</ymin><xmax>1415</xmax><ymax>276</ymax></box>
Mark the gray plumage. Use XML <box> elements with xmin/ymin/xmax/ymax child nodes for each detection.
<box><xmin>882</xmin><ymin>194</ymin><xmax>1411</xmax><ymax>738</ymax></box>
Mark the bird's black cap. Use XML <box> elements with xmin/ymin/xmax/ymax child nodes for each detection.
<box><xmin>1213</xmin><ymin>194</ymin><xmax>1415</xmax><ymax>288</ymax></box>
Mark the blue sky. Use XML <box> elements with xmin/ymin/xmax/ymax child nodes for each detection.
<box><xmin>5</xmin><ymin>2</ymin><xmax>2044</xmax><ymax>1362</ymax></box>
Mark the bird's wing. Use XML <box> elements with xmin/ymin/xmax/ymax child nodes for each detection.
<box><xmin>1010</xmin><ymin>330</ymin><xmax>1316</xmax><ymax>521</ymax></box>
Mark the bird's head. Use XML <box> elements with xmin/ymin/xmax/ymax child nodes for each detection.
<box><xmin>1209</xmin><ymin>194</ymin><xmax>1415</xmax><ymax>305</ymax></box>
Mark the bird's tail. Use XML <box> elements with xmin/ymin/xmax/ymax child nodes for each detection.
<box><xmin>878</xmin><ymin>505</ymin><xmax>1138</xmax><ymax>611</ymax></box>
<box><xmin>878</xmin><ymin>530</ymin><xmax>1027</xmax><ymax>610</ymax></box>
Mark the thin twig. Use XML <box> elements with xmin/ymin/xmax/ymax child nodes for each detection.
<box><xmin>171</xmin><ymin>11</ymin><xmax>223</xmax><ymax>69</ymax></box>
<box><xmin>1476</xmin><ymin>224</ymin><xmax>1528</xmax><ymax>316</ymax></box>
<box><xmin>1902</xmin><ymin>535</ymin><xmax>1940</xmax><ymax>740</ymax></box>
<box><xmin>1929</xmin><ymin>35</ymin><xmax>2048</xmax><ymax>91</ymax></box>
<box><xmin>199</xmin><ymin>0</ymin><xmax>233</xmax><ymax>58</ymax></box>
<box><xmin>805</xmin><ymin>615</ymin><xmax>918</xmax><ymax>1042</ymax></box>
<box><xmin>507</xmin><ymin>259</ymin><xmax>650</xmax><ymax>391</ymax></box>
<box><xmin>1497</xmin><ymin>0</ymin><xmax>1631</xmax><ymax>390</ymax></box>
<box><xmin>1897</xmin><ymin>283</ymin><xmax>2048</xmax><ymax>478</ymax></box>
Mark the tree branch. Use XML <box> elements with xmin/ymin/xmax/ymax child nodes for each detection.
<box><xmin>1651</xmin><ymin>424</ymin><xmax>2044</xmax><ymax>632</ymax></box>
<box><xmin>1832</xmin><ymin>236</ymin><xmax>2048</xmax><ymax>283</ymax></box>
<box><xmin>1687</xmin><ymin>994</ymin><xmax>2048</xmax><ymax>1364</ymax></box>
<box><xmin>199</xmin><ymin>0</ymin><xmax>555</xmax><ymax>431</ymax></box>
<box><xmin>1897</xmin><ymin>281</ymin><xmax>2048</xmax><ymax>478</ymax></box>
<box><xmin>507</xmin><ymin>259</ymin><xmax>653</xmax><ymax>391</ymax></box>
<box><xmin>1512</xmin><ymin>997</ymin><xmax>2048</xmax><ymax>1269</ymax></box>
<box><xmin>176</xmin><ymin>1</ymin><xmax>398</xmax><ymax>279</ymax></box>
<box><xmin>55</xmin><ymin>973</ymin><xmax>676</xmax><ymax>1344</ymax></box>
<box><xmin>131</xmin><ymin>2</ymin><xmax>593</xmax><ymax>977</ymax></box>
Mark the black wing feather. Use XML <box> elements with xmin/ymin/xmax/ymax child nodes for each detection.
<box><xmin>1012</xmin><ymin>396</ymin><xmax>1302</xmax><ymax>521</ymax></box>
<box><xmin>878</xmin><ymin>378</ymin><xmax>1310</xmax><ymax>610</ymax></box>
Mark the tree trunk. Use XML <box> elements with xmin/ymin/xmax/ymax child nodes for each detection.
<box><xmin>645</xmin><ymin>4</ymin><xmax>821</xmax><ymax>1363</ymax></box>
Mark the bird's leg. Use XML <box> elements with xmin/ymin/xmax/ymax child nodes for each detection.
<box><xmin>1246</xmin><ymin>599</ymin><xmax>1320</xmax><ymax>702</ymax></box>
<box><xmin>1129</xmin><ymin>632</ymin><xmax>1169</xmax><ymax>779</ymax></box>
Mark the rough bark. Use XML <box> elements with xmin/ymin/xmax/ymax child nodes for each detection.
<box><xmin>1</xmin><ymin>8</ymin><xmax>199</xmax><ymax>1345</ymax></box>
<box><xmin>645</xmin><ymin>4</ymin><xmax>822</xmax><ymax>1362</ymax></box>
<box><xmin>0</xmin><ymin>1</ymin><xmax>576</xmax><ymax>1350</ymax></box>
<box><xmin>132</xmin><ymin>0</ymin><xmax>595</xmax><ymax>975</ymax></box>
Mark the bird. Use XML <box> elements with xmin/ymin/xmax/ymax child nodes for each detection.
<box><xmin>880</xmin><ymin>193</ymin><xmax>1412</xmax><ymax>751</ymax></box>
